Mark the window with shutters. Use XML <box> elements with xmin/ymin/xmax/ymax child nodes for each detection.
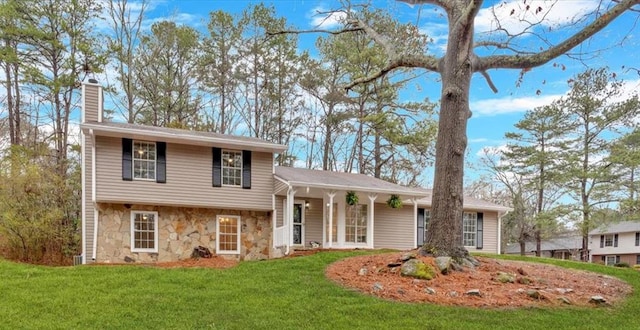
<box><xmin>604</xmin><ymin>234</ymin><xmax>614</xmax><ymax>247</ymax></box>
<box><xmin>462</xmin><ymin>212</ymin><xmax>477</xmax><ymax>247</ymax></box>
<box><xmin>222</xmin><ymin>150</ymin><xmax>242</xmax><ymax>186</ymax></box>
<box><xmin>133</xmin><ymin>141</ymin><xmax>156</xmax><ymax>180</ymax></box>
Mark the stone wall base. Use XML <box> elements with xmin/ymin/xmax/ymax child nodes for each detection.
<box><xmin>96</xmin><ymin>203</ymin><xmax>272</xmax><ymax>263</ymax></box>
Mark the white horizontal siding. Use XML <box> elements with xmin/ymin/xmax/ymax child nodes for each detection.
<box><xmin>96</xmin><ymin>136</ymin><xmax>274</xmax><ymax>210</ymax></box>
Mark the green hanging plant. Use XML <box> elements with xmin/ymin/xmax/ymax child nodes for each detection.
<box><xmin>386</xmin><ymin>194</ymin><xmax>403</xmax><ymax>209</ymax></box>
<box><xmin>346</xmin><ymin>191</ymin><xmax>359</xmax><ymax>206</ymax></box>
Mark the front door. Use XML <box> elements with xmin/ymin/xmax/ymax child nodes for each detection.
<box><xmin>293</xmin><ymin>203</ymin><xmax>304</xmax><ymax>245</ymax></box>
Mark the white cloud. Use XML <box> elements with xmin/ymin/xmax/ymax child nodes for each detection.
<box><xmin>470</xmin><ymin>94</ymin><xmax>563</xmax><ymax>117</ymax></box>
<box><xmin>308</xmin><ymin>6</ymin><xmax>346</xmax><ymax>29</ymax></box>
<box><xmin>475</xmin><ymin>0</ymin><xmax>599</xmax><ymax>35</ymax></box>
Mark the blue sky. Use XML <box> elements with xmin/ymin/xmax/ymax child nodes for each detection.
<box><xmin>135</xmin><ymin>0</ymin><xmax>640</xmax><ymax>184</ymax></box>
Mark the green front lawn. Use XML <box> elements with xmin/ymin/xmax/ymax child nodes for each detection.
<box><xmin>1</xmin><ymin>252</ymin><xmax>639</xmax><ymax>329</ymax></box>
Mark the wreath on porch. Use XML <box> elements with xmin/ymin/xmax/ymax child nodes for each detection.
<box><xmin>346</xmin><ymin>191</ymin><xmax>359</xmax><ymax>206</ymax></box>
<box><xmin>386</xmin><ymin>194</ymin><xmax>403</xmax><ymax>209</ymax></box>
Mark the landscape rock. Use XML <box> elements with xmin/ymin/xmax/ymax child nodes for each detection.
<box><xmin>400</xmin><ymin>252</ymin><xmax>417</xmax><ymax>261</ymax></box>
<box><xmin>401</xmin><ymin>259</ymin><xmax>436</xmax><ymax>280</ymax></box>
<box><xmin>434</xmin><ymin>257</ymin><xmax>452</xmax><ymax>275</ymax></box>
<box><xmin>589</xmin><ymin>296</ymin><xmax>607</xmax><ymax>305</ymax></box>
<box><xmin>466</xmin><ymin>289</ymin><xmax>482</xmax><ymax>297</ymax></box>
<box><xmin>526</xmin><ymin>289</ymin><xmax>545</xmax><ymax>300</ymax></box>
<box><xmin>496</xmin><ymin>272</ymin><xmax>515</xmax><ymax>283</ymax></box>
<box><xmin>557</xmin><ymin>297</ymin><xmax>572</xmax><ymax>305</ymax></box>
<box><xmin>556</xmin><ymin>288</ymin><xmax>574</xmax><ymax>294</ymax></box>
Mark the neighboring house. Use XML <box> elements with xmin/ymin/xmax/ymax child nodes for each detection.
<box><xmin>80</xmin><ymin>81</ymin><xmax>511</xmax><ymax>264</ymax></box>
<box><xmin>589</xmin><ymin>221</ymin><xmax>640</xmax><ymax>266</ymax></box>
<box><xmin>504</xmin><ymin>234</ymin><xmax>583</xmax><ymax>260</ymax></box>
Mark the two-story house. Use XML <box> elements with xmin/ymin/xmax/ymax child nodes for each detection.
<box><xmin>589</xmin><ymin>221</ymin><xmax>640</xmax><ymax>265</ymax></box>
<box><xmin>80</xmin><ymin>80</ymin><xmax>511</xmax><ymax>264</ymax></box>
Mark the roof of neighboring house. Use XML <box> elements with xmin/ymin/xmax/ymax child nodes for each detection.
<box><xmin>274</xmin><ymin>166</ymin><xmax>430</xmax><ymax>197</ymax></box>
<box><xmin>505</xmin><ymin>234</ymin><xmax>584</xmax><ymax>254</ymax></box>
<box><xmin>80</xmin><ymin>121</ymin><xmax>287</xmax><ymax>153</ymax></box>
<box><xmin>589</xmin><ymin>221</ymin><xmax>640</xmax><ymax>235</ymax></box>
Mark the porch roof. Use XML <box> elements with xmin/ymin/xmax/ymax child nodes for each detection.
<box><xmin>415</xmin><ymin>194</ymin><xmax>512</xmax><ymax>213</ymax></box>
<box><xmin>274</xmin><ymin>167</ymin><xmax>430</xmax><ymax>198</ymax></box>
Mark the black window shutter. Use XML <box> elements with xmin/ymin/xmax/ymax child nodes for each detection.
<box><xmin>476</xmin><ymin>212</ymin><xmax>484</xmax><ymax>249</ymax></box>
<box><xmin>212</xmin><ymin>147</ymin><xmax>222</xmax><ymax>187</ymax></box>
<box><xmin>156</xmin><ymin>142</ymin><xmax>166</xmax><ymax>183</ymax></box>
<box><xmin>122</xmin><ymin>138</ymin><xmax>132</xmax><ymax>181</ymax></box>
<box><xmin>417</xmin><ymin>208</ymin><xmax>425</xmax><ymax>247</ymax></box>
<box><xmin>636</xmin><ymin>233</ymin><xmax>639</xmax><ymax>246</ymax></box>
<box><xmin>242</xmin><ymin>150</ymin><xmax>251</xmax><ymax>189</ymax></box>
<box><xmin>614</xmin><ymin>234</ymin><xmax>619</xmax><ymax>247</ymax></box>
<box><xmin>600</xmin><ymin>235</ymin><xmax>604</xmax><ymax>248</ymax></box>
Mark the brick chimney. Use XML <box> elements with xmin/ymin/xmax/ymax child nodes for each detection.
<box><xmin>82</xmin><ymin>78</ymin><xmax>103</xmax><ymax>123</ymax></box>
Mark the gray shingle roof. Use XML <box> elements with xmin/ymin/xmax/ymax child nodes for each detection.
<box><xmin>274</xmin><ymin>167</ymin><xmax>512</xmax><ymax>213</ymax></box>
<box><xmin>505</xmin><ymin>235</ymin><xmax>583</xmax><ymax>254</ymax></box>
<box><xmin>274</xmin><ymin>166</ymin><xmax>430</xmax><ymax>197</ymax></box>
<box><xmin>80</xmin><ymin>121</ymin><xmax>287</xmax><ymax>152</ymax></box>
<box><xmin>589</xmin><ymin>221</ymin><xmax>640</xmax><ymax>235</ymax></box>
<box><xmin>415</xmin><ymin>194</ymin><xmax>512</xmax><ymax>212</ymax></box>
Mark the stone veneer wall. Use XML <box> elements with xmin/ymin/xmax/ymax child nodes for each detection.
<box><xmin>96</xmin><ymin>203</ymin><xmax>272</xmax><ymax>263</ymax></box>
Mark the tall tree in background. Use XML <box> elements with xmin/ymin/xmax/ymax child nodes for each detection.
<box><xmin>134</xmin><ymin>21</ymin><xmax>202</xmax><ymax>128</ymax></box>
<box><xmin>560</xmin><ymin>68</ymin><xmax>639</xmax><ymax>260</ymax></box>
<box><xmin>106</xmin><ymin>0</ymin><xmax>147</xmax><ymax>123</ymax></box>
<box><xmin>502</xmin><ymin>103</ymin><xmax>572</xmax><ymax>256</ymax></box>
<box><xmin>200</xmin><ymin>10</ymin><xmax>243</xmax><ymax>134</ymax></box>
<box><xmin>236</xmin><ymin>3</ymin><xmax>307</xmax><ymax>165</ymax></box>
<box><xmin>609</xmin><ymin>128</ymin><xmax>640</xmax><ymax>218</ymax></box>
<box><xmin>295</xmin><ymin>0</ymin><xmax>640</xmax><ymax>259</ymax></box>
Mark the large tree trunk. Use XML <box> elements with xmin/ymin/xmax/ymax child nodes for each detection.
<box><xmin>423</xmin><ymin>7</ymin><xmax>474</xmax><ymax>259</ymax></box>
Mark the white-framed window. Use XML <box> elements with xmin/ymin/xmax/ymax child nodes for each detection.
<box><xmin>605</xmin><ymin>255</ymin><xmax>618</xmax><ymax>266</ymax></box>
<box><xmin>462</xmin><ymin>212</ymin><xmax>477</xmax><ymax>247</ymax></box>
<box><xmin>130</xmin><ymin>211</ymin><xmax>158</xmax><ymax>253</ymax></box>
<box><xmin>133</xmin><ymin>140</ymin><xmax>156</xmax><ymax>180</ymax></box>
<box><xmin>604</xmin><ymin>234</ymin><xmax>614</xmax><ymax>247</ymax></box>
<box><xmin>217</xmin><ymin>215</ymin><xmax>241</xmax><ymax>254</ymax></box>
<box><xmin>345</xmin><ymin>204</ymin><xmax>367</xmax><ymax>243</ymax></box>
<box><xmin>222</xmin><ymin>150</ymin><xmax>242</xmax><ymax>186</ymax></box>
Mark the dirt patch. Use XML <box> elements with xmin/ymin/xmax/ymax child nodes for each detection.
<box><xmin>325</xmin><ymin>252</ymin><xmax>633</xmax><ymax>308</ymax></box>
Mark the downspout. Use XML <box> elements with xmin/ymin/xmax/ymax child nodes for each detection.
<box><xmin>81</xmin><ymin>131</ymin><xmax>86</xmax><ymax>264</ymax></box>
<box><xmin>498</xmin><ymin>210</ymin><xmax>510</xmax><ymax>254</ymax></box>
<box><xmin>91</xmin><ymin>129</ymin><xmax>98</xmax><ymax>261</ymax></box>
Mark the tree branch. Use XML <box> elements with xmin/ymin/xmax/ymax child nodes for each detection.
<box><xmin>478</xmin><ymin>0</ymin><xmax>640</xmax><ymax>71</ymax></box>
<box><xmin>267</xmin><ymin>27</ymin><xmax>363</xmax><ymax>37</ymax></box>
<box><xmin>343</xmin><ymin>54</ymin><xmax>439</xmax><ymax>91</ymax></box>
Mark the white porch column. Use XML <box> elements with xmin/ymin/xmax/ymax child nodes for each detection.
<box><xmin>286</xmin><ymin>187</ymin><xmax>297</xmax><ymax>248</ymax></box>
<box><xmin>412</xmin><ymin>197</ymin><xmax>418</xmax><ymax>248</ymax></box>
<box><xmin>326</xmin><ymin>191</ymin><xmax>336</xmax><ymax>248</ymax></box>
<box><xmin>367</xmin><ymin>194</ymin><xmax>377</xmax><ymax>248</ymax></box>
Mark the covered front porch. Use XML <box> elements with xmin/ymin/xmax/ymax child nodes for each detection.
<box><xmin>272</xmin><ymin>167</ymin><xmax>429</xmax><ymax>253</ymax></box>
